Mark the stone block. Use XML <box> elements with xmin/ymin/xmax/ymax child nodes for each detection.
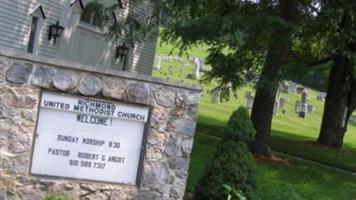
<box><xmin>53</xmin><ymin>70</ymin><xmax>79</xmax><ymax>91</ymax></box>
<box><xmin>146</xmin><ymin>147</ymin><xmax>163</xmax><ymax>160</ymax></box>
<box><xmin>147</xmin><ymin>130</ymin><xmax>167</xmax><ymax>147</ymax></box>
<box><xmin>102</xmin><ymin>78</ymin><xmax>127</xmax><ymax>100</ymax></box>
<box><xmin>127</xmin><ymin>83</ymin><xmax>152</xmax><ymax>105</ymax></box>
<box><xmin>153</xmin><ymin>88</ymin><xmax>176</xmax><ymax>108</ymax></box>
<box><xmin>168</xmin><ymin>118</ymin><xmax>197</xmax><ymax>136</ymax></box>
<box><xmin>181</xmin><ymin>138</ymin><xmax>193</xmax><ymax>156</ymax></box>
<box><xmin>141</xmin><ymin>161</ymin><xmax>170</xmax><ymax>190</ymax></box>
<box><xmin>18</xmin><ymin>187</ymin><xmax>44</xmax><ymax>200</ymax></box>
<box><xmin>79</xmin><ymin>75</ymin><xmax>103</xmax><ymax>96</ymax></box>
<box><xmin>165</xmin><ymin>135</ymin><xmax>182</xmax><ymax>157</ymax></box>
<box><xmin>6</xmin><ymin>63</ymin><xmax>33</xmax><ymax>84</ymax></box>
<box><xmin>31</xmin><ymin>65</ymin><xmax>56</xmax><ymax>88</ymax></box>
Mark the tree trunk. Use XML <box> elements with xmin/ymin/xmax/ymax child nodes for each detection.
<box><xmin>251</xmin><ymin>0</ymin><xmax>297</xmax><ymax>156</ymax></box>
<box><xmin>345</xmin><ymin>79</ymin><xmax>356</xmax><ymax>122</ymax></box>
<box><xmin>317</xmin><ymin>55</ymin><xmax>353</xmax><ymax>148</ymax></box>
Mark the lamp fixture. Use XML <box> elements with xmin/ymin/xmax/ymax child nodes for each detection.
<box><xmin>116</xmin><ymin>44</ymin><xmax>129</xmax><ymax>62</ymax></box>
<box><xmin>118</xmin><ymin>0</ymin><xmax>124</xmax><ymax>9</ymax></box>
<box><xmin>48</xmin><ymin>20</ymin><xmax>64</xmax><ymax>44</ymax></box>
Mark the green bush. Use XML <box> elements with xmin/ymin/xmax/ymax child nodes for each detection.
<box><xmin>193</xmin><ymin>107</ymin><xmax>258</xmax><ymax>200</ymax></box>
<box><xmin>223</xmin><ymin>107</ymin><xmax>255</xmax><ymax>143</ymax></box>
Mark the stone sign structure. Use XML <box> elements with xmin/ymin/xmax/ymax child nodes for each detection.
<box><xmin>0</xmin><ymin>50</ymin><xmax>201</xmax><ymax>200</ymax></box>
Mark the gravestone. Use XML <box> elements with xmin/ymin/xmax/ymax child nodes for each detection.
<box><xmin>273</xmin><ymin>100</ymin><xmax>280</xmax><ymax>115</ymax></box>
<box><xmin>301</xmin><ymin>89</ymin><xmax>308</xmax><ymax>104</ymax></box>
<box><xmin>299</xmin><ymin>111</ymin><xmax>306</xmax><ymax>118</ymax></box>
<box><xmin>154</xmin><ymin>56</ymin><xmax>161</xmax><ymax>70</ymax></box>
<box><xmin>279</xmin><ymin>97</ymin><xmax>286</xmax><ymax>110</ymax></box>
<box><xmin>245</xmin><ymin>91</ymin><xmax>252</xmax><ymax>99</ymax></box>
<box><xmin>317</xmin><ymin>92</ymin><xmax>327</xmax><ymax>101</ymax></box>
<box><xmin>211</xmin><ymin>89</ymin><xmax>221</xmax><ymax>104</ymax></box>
<box><xmin>281</xmin><ymin>82</ymin><xmax>289</xmax><ymax>93</ymax></box>
<box><xmin>193</xmin><ymin>57</ymin><xmax>200</xmax><ymax>80</ymax></box>
<box><xmin>288</xmin><ymin>81</ymin><xmax>297</xmax><ymax>93</ymax></box>
<box><xmin>299</xmin><ymin>89</ymin><xmax>308</xmax><ymax>118</ymax></box>
<box><xmin>246</xmin><ymin>96</ymin><xmax>254</xmax><ymax>110</ymax></box>
<box><xmin>297</xmin><ymin>86</ymin><xmax>304</xmax><ymax>94</ymax></box>
<box><xmin>307</xmin><ymin>104</ymin><xmax>315</xmax><ymax>113</ymax></box>
<box><xmin>279</xmin><ymin>97</ymin><xmax>286</xmax><ymax>114</ymax></box>
<box><xmin>295</xmin><ymin>100</ymin><xmax>302</xmax><ymax>113</ymax></box>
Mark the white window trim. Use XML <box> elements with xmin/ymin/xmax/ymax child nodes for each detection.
<box><xmin>27</xmin><ymin>5</ymin><xmax>46</xmax><ymax>55</ymax></box>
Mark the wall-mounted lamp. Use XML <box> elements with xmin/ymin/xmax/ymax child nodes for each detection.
<box><xmin>118</xmin><ymin>0</ymin><xmax>124</xmax><ymax>9</ymax></box>
<box><xmin>116</xmin><ymin>44</ymin><xmax>129</xmax><ymax>62</ymax></box>
<box><xmin>48</xmin><ymin>20</ymin><xmax>64</xmax><ymax>44</ymax></box>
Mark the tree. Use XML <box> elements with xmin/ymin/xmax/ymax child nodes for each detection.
<box><xmin>250</xmin><ymin>0</ymin><xmax>297</xmax><ymax>156</ymax></box>
<box><xmin>161</xmin><ymin>0</ymin><xmax>302</xmax><ymax>157</ymax></box>
<box><xmin>93</xmin><ymin>0</ymin><xmax>161</xmax><ymax>46</ymax></box>
<box><xmin>290</xmin><ymin>0</ymin><xmax>356</xmax><ymax>147</ymax></box>
<box><xmin>317</xmin><ymin>0</ymin><xmax>356</xmax><ymax>148</ymax></box>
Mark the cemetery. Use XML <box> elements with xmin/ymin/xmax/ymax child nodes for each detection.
<box><xmin>152</xmin><ymin>38</ymin><xmax>356</xmax><ymax>199</ymax></box>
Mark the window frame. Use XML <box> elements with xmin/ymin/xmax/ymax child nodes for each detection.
<box><xmin>27</xmin><ymin>5</ymin><xmax>45</xmax><ymax>54</ymax></box>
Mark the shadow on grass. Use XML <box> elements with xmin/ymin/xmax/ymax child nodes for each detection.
<box><xmin>271</xmin><ymin>130</ymin><xmax>356</xmax><ymax>172</ymax></box>
<box><xmin>196</xmin><ymin>115</ymin><xmax>226</xmax><ymax>137</ymax></box>
<box><xmin>196</xmin><ymin>119</ymin><xmax>356</xmax><ymax>172</ymax></box>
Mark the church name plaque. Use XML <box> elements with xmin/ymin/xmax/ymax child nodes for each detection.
<box><xmin>30</xmin><ymin>91</ymin><xmax>150</xmax><ymax>185</ymax></box>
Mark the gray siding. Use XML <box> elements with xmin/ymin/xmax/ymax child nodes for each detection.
<box><xmin>0</xmin><ymin>0</ymin><xmax>157</xmax><ymax>76</ymax></box>
<box><xmin>0</xmin><ymin>0</ymin><xmax>66</xmax><ymax>57</ymax></box>
<box><xmin>127</xmin><ymin>0</ymin><xmax>158</xmax><ymax>75</ymax></box>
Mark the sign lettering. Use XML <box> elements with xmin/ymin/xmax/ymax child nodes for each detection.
<box><xmin>30</xmin><ymin>91</ymin><xmax>149</xmax><ymax>185</ymax></box>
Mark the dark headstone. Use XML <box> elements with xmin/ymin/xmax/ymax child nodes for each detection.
<box><xmin>298</xmin><ymin>111</ymin><xmax>306</xmax><ymax>118</ymax></box>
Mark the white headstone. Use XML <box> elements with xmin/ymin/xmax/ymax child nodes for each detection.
<box><xmin>279</xmin><ymin>97</ymin><xmax>286</xmax><ymax>110</ymax></box>
<box><xmin>289</xmin><ymin>81</ymin><xmax>297</xmax><ymax>93</ymax></box>
<box><xmin>317</xmin><ymin>92</ymin><xmax>327</xmax><ymax>101</ymax></box>
<box><xmin>211</xmin><ymin>90</ymin><xmax>221</xmax><ymax>104</ymax></box>
<box><xmin>273</xmin><ymin>100</ymin><xmax>280</xmax><ymax>115</ymax></box>
<box><xmin>245</xmin><ymin>91</ymin><xmax>252</xmax><ymax>99</ymax></box>
<box><xmin>193</xmin><ymin>57</ymin><xmax>200</xmax><ymax>80</ymax></box>
<box><xmin>246</xmin><ymin>96</ymin><xmax>254</xmax><ymax>110</ymax></box>
<box><xmin>153</xmin><ymin>56</ymin><xmax>161</xmax><ymax>70</ymax></box>
<box><xmin>295</xmin><ymin>100</ymin><xmax>302</xmax><ymax>113</ymax></box>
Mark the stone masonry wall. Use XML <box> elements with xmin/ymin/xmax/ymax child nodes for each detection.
<box><xmin>0</xmin><ymin>51</ymin><xmax>201</xmax><ymax>200</ymax></box>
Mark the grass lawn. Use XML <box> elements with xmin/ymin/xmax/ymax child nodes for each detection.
<box><xmin>154</xmin><ymin>43</ymin><xmax>356</xmax><ymax>171</ymax></box>
<box><xmin>154</xmin><ymin>38</ymin><xmax>356</xmax><ymax>198</ymax></box>
<box><xmin>187</xmin><ymin>133</ymin><xmax>356</xmax><ymax>199</ymax></box>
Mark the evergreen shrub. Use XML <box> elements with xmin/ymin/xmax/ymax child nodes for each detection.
<box><xmin>194</xmin><ymin>107</ymin><xmax>258</xmax><ymax>200</ymax></box>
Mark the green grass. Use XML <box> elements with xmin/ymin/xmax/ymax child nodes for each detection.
<box><xmin>154</xmin><ymin>44</ymin><xmax>356</xmax><ymax>171</ymax></box>
<box><xmin>188</xmin><ymin>133</ymin><xmax>356</xmax><ymax>199</ymax></box>
<box><xmin>155</xmin><ymin>38</ymin><xmax>356</xmax><ymax>198</ymax></box>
